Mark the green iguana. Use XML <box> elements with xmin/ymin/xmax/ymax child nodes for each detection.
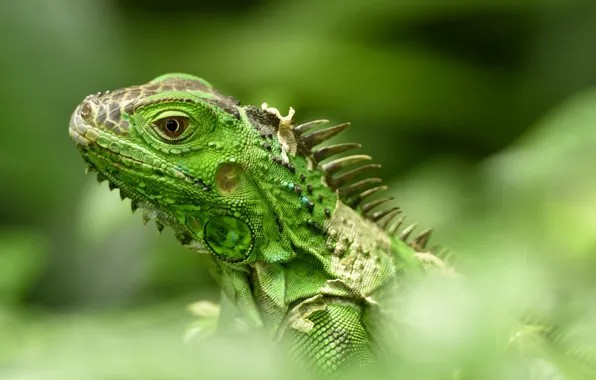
<box><xmin>68</xmin><ymin>74</ymin><xmax>594</xmax><ymax>378</ymax></box>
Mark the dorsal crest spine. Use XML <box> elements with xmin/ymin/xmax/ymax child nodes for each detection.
<box><xmin>292</xmin><ymin>118</ymin><xmax>435</xmax><ymax>253</ymax></box>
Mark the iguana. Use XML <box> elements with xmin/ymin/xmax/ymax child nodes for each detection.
<box><xmin>68</xmin><ymin>74</ymin><xmax>595</xmax><ymax>378</ymax></box>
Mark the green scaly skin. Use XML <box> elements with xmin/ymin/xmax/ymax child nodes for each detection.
<box><xmin>67</xmin><ymin>73</ymin><xmax>474</xmax><ymax>376</ymax></box>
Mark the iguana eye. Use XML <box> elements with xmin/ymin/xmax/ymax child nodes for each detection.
<box><xmin>155</xmin><ymin>117</ymin><xmax>189</xmax><ymax>140</ymax></box>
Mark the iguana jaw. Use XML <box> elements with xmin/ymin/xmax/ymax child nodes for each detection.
<box><xmin>69</xmin><ymin>100</ymin><xmax>209</xmax><ymax>253</ymax></box>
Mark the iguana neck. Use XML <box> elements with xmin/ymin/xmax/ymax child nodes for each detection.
<box><xmin>240</xmin><ymin>106</ymin><xmax>339</xmax><ymax>263</ymax></box>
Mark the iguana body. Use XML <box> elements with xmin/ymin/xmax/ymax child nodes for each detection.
<box><xmin>68</xmin><ymin>74</ymin><xmax>592</xmax><ymax>378</ymax></box>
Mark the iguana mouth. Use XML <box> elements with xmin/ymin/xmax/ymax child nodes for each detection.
<box><xmin>69</xmin><ymin>109</ymin><xmax>152</xmax><ymax>204</ymax></box>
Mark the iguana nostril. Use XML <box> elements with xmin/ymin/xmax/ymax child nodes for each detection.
<box><xmin>80</xmin><ymin>102</ymin><xmax>92</xmax><ymax>118</ymax></box>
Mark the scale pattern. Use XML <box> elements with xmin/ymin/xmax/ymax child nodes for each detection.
<box><xmin>283</xmin><ymin>301</ymin><xmax>372</xmax><ymax>376</ymax></box>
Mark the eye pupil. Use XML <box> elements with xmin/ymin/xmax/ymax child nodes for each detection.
<box><xmin>157</xmin><ymin>116</ymin><xmax>188</xmax><ymax>140</ymax></box>
<box><xmin>165</xmin><ymin>119</ymin><xmax>179</xmax><ymax>132</ymax></box>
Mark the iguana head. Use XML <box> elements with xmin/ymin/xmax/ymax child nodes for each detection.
<box><xmin>69</xmin><ymin>73</ymin><xmax>400</xmax><ymax>265</ymax></box>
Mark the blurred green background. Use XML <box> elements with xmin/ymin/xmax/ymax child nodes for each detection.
<box><xmin>1</xmin><ymin>0</ymin><xmax>596</xmax><ymax>379</ymax></box>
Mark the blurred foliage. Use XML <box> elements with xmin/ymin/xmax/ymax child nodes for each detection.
<box><xmin>1</xmin><ymin>0</ymin><xmax>596</xmax><ymax>378</ymax></box>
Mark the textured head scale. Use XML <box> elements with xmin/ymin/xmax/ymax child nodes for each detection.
<box><xmin>69</xmin><ymin>73</ymin><xmax>433</xmax><ymax>266</ymax></box>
